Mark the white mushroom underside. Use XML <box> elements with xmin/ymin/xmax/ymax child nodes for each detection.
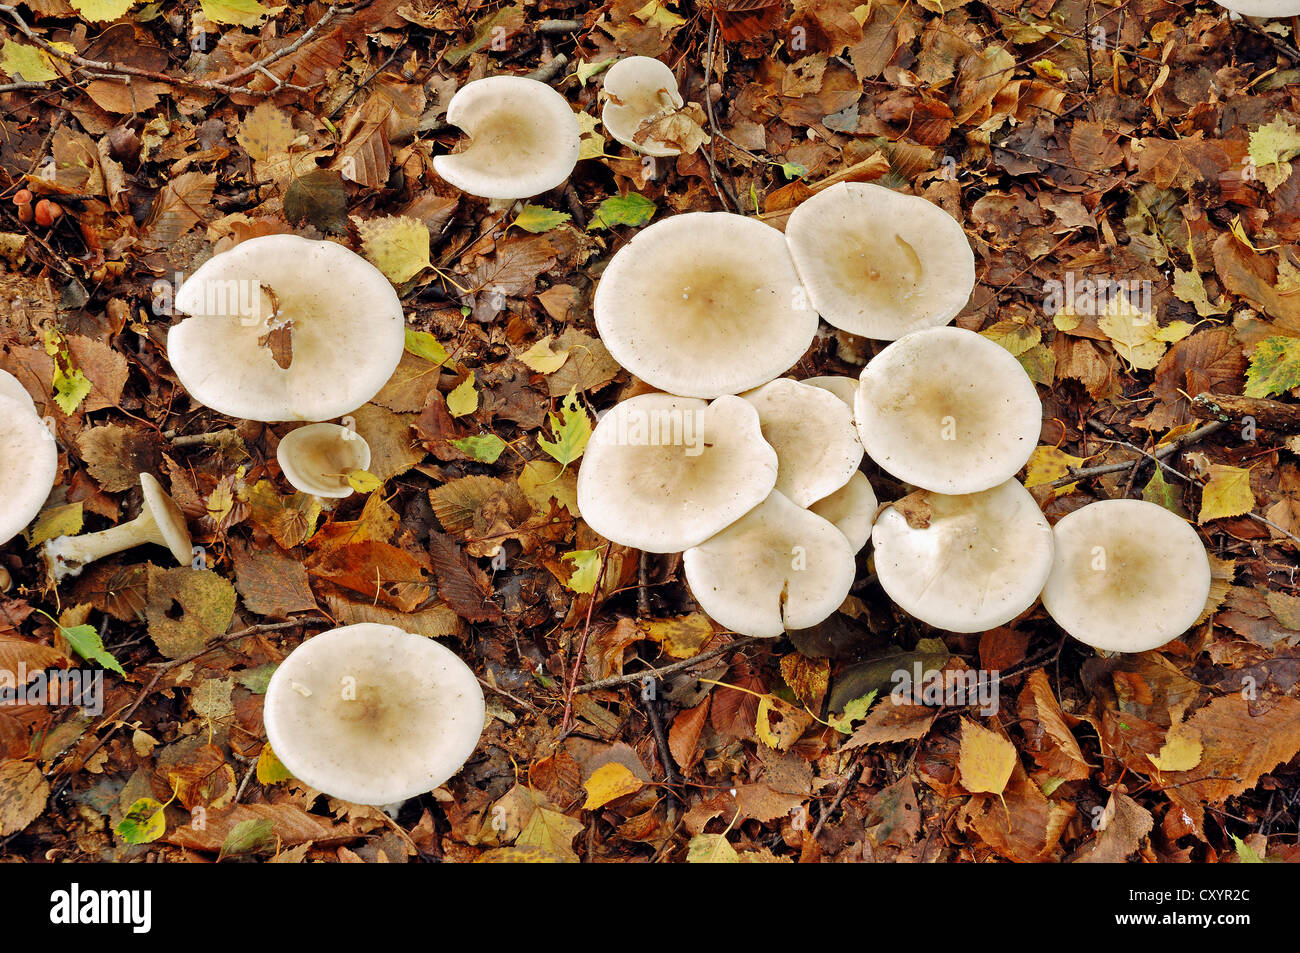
<box><xmin>278</xmin><ymin>423</ymin><xmax>372</xmax><ymax>498</ymax></box>
<box><xmin>601</xmin><ymin>56</ymin><xmax>685</xmax><ymax>157</ymax></box>
<box><xmin>0</xmin><ymin>394</ymin><xmax>58</xmax><ymax>547</ymax></box>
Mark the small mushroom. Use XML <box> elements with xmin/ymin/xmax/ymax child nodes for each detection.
<box><xmin>262</xmin><ymin>623</ymin><xmax>485</xmax><ymax>805</ymax></box>
<box><xmin>433</xmin><ymin>76</ymin><xmax>581</xmax><ymax>201</ymax></box>
<box><xmin>809</xmin><ymin>471</ymin><xmax>878</xmax><ymax>553</ymax></box>
<box><xmin>855</xmin><ymin>326</ymin><xmax>1042</xmax><ymax>494</ymax></box>
<box><xmin>601</xmin><ymin>56</ymin><xmax>686</xmax><ymax>156</ymax></box>
<box><xmin>576</xmin><ymin>393</ymin><xmax>778</xmax><ymax>553</ymax></box>
<box><xmin>871</xmin><ymin>480</ymin><xmax>1054</xmax><ymax>633</ymax></box>
<box><xmin>785</xmin><ymin>182</ymin><xmax>976</xmax><ymax>340</ymax></box>
<box><xmin>683</xmin><ymin>491</ymin><xmax>856</xmax><ymax>637</ymax></box>
<box><xmin>42</xmin><ymin>473</ymin><xmax>191</xmax><ymax>582</ymax></box>
<box><xmin>0</xmin><ymin>394</ymin><xmax>58</xmax><ymax>548</ymax></box>
<box><xmin>594</xmin><ymin>212</ymin><xmax>818</xmax><ymax>398</ymax></box>
<box><xmin>277</xmin><ymin>423</ymin><xmax>372</xmax><ymax>499</ymax></box>
<box><xmin>170</xmin><ymin>235</ymin><xmax>406</xmax><ymax>422</ymax></box>
<box><xmin>1040</xmin><ymin>499</ymin><xmax>1211</xmax><ymax>653</ymax></box>
<box><xmin>741</xmin><ymin>378</ymin><xmax>863</xmax><ymax>507</ymax></box>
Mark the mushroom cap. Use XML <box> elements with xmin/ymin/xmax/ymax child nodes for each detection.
<box><xmin>855</xmin><ymin>326</ymin><xmax>1042</xmax><ymax>494</ymax></box>
<box><xmin>277</xmin><ymin>423</ymin><xmax>371</xmax><ymax>499</ymax></box>
<box><xmin>871</xmin><ymin>479</ymin><xmax>1054</xmax><ymax>633</ymax></box>
<box><xmin>433</xmin><ymin>76</ymin><xmax>581</xmax><ymax>200</ymax></box>
<box><xmin>801</xmin><ymin>375</ymin><xmax>858</xmax><ymax>409</ymax></box>
<box><xmin>809</xmin><ymin>471</ymin><xmax>878</xmax><ymax>552</ymax></box>
<box><xmin>170</xmin><ymin>235</ymin><xmax>406</xmax><ymax>422</ymax></box>
<box><xmin>785</xmin><ymin>182</ymin><xmax>976</xmax><ymax>340</ymax></box>
<box><xmin>594</xmin><ymin>212</ymin><xmax>818</xmax><ymax>398</ymax></box>
<box><xmin>263</xmin><ymin>623</ymin><xmax>485</xmax><ymax>805</ymax></box>
<box><xmin>0</xmin><ymin>394</ymin><xmax>57</xmax><ymax>547</ymax></box>
<box><xmin>683</xmin><ymin>490</ymin><xmax>855</xmax><ymax>637</ymax></box>
<box><xmin>138</xmin><ymin>473</ymin><xmax>193</xmax><ymax>564</ymax></box>
<box><xmin>1041</xmin><ymin>499</ymin><xmax>1211</xmax><ymax>653</ymax></box>
<box><xmin>741</xmin><ymin>378</ymin><xmax>863</xmax><ymax>507</ymax></box>
<box><xmin>1216</xmin><ymin>0</ymin><xmax>1300</xmax><ymax>15</ymax></box>
<box><xmin>0</xmin><ymin>369</ymin><xmax>34</xmax><ymax>412</ymax></box>
<box><xmin>576</xmin><ymin>393</ymin><xmax>778</xmax><ymax>552</ymax></box>
<box><xmin>601</xmin><ymin>56</ymin><xmax>685</xmax><ymax>157</ymax></box>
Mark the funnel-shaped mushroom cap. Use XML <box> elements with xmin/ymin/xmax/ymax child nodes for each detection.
<box><xmin>872</xmin><ymin>480</ymin><xmax>1053</xmax><ymax>633</ymax></box>
<box><xmin>855</xmin><ymin>326</ymin><xmax>1041</xmax><ymax>494</ymax></box>
<box><xmin>684</xmin><ymin>490</ymin><xmax>855</xmax><ymax>637</ymax></box>
<box><xmin>1216</xmin><ymin>0</ymin><xmax>1300</xmax><ymax>15</ymax></box>
<box><xmin>809</xmin><ymin>471</ymin><xmax>877</xmax><ymax>552</ymax></box>
<box><xmin>433</xmin><ymin>76</ymin><xmax>581</xmax><ymax>200</ymax></box>
<box><xmin>577</xmin><ymin>393</ymin><xmax>778</xmax><ymax>552</ymax></box>
<box><xmin>594</xmin><ymin>212</ymin><xmax>818</xmax><ymax>398</ymax></box>
<box><xmin>0</xmin><ymin>395</ymin><xmax>57</xmax><ymax>547</ymax></box>
<box><xmin>169</xmin><ymin>235</ymin><xmax>406</xmax><ymax>422</ymax></box>
<box><xmin>1041</xmin><ymin>499</ymin><xmax>1211</xmax><ymax>653</ymax></box>
<box><xmin>741</xmin><ymin>378</ymin><xmax>863</xmax><ymax>507</ymax></box>
<box><xmin>0</xmin><ymin>370</ymin><xmax>34</xmax><ymax>412</ymax></box>
<box><xmin>802</xmin><ymin>375</ymin><xmax>858</xmax><ymax>409</ymax></box>
<box><xmin>277</xmin><ymin>423</ymin><xmax>371</xmax><ymax>499</ymax></box>
<box><xmin>601</xmin><ymin>56</ymin><xmax>685</xmax><ymax>157</ymax></box>
<box><xmin>138</xmin><ymin>473</ymin><xmax>193</xmax><ymax>564</ymax></box>
<box><xmin>785</xmin><ymin>182</ymin><xmax>976</xmax><ymax>339</ymax></box>
<box><xmin>263</xmin><ymin>624</ymin><xmax>485</xmax><ymax>805</ymax></box>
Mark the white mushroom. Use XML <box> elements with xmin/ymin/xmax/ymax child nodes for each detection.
<box><xmin>0</xmin><ymin>369</ymin><xmax>35</xmax><ymax>413</ymax></box>
<box><xmin>277</xmin><ymin>423</ymin><xmax>372</xmax><ymax>500</ymax></box>
<box><xmin>170</xmin><ymin>235</ymin><xmax>406</xmax><ymax>422</ymax></box>
<box><xmin>262</xmin><ymin>623</ymin><xmax>485</xmax><ymax>805</ymax></box>
<box><xmin>576</xmin><ymin>393</ymin><xmax>778</xmax><ymax>553</ymax></box>
<box><xmin>42</xmin><ymin>473</ymin><xmax>191</xmax><ymax>582</ymax></box>
<box><xmin>0</xmin><ymin>394</ymin><xmax>58</xmax><ymax>547</ymax></box>
<box><xmin>594</xmin><ymin>212</ymin><xmax>818</xmax><ymax>398</ymax></box>
<box><xmin>855</xmin><ymin>326</ymin><xmax>1042</xmax><ymax>494</ymax></box>
<box><xmin>871</xmin><ymin>479</ymin><xmax>1054</xmax><ymax>633</ymax></box>
<box><xmin>433</xmin><ymin>76</ymin><xmax>581</xmax><ymax>201</ymax></box>
<box><xmin>601</xmin><ymin>56</ymin><xmax>686</xmax><ymax>157</ymax></box>
<box><xmin>683</xmin><ymin>491</ymin><xmax>856</xmax><ymax>637</ymax></box>
<box><xmin>785</xmin><ymin>182</ymin><xmax>976</xmax><ymax>340</ymax></box>
<box><xmin>801</xmin><ymin>375</ymin><xmax>858</xmax><ymax>409</ymax></box>
<box><xmin>1215</xmin><ymin>0</ymin><xmax>1300</xmax><ymax>15</ymax></box>
<box><xmin>1040</xmin><ymin>499</ymin><xmax>1212</xmax><ymax>653</ymax></box>
<box><xmin>741</xmin><ymin>378</ymin><xmax>863</xmax><ymax>507</ymax></box>
<box><xmin>809</xmin><ymin>471</ymin><xmax>877</xmax><ymax>553</ymax></box>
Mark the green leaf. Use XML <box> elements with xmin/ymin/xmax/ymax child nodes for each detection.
<box><xmin>449</xmin><ymin>433</ymin><xmax>506</xmax><ymax>463</ymax></box>
<box><xmin>199</xmin><ymin>0</ymin><xmax>285</xmax><ymax>27</ymax></box>
<box><xmin>345</xmin><ymin>469</ymin><xmax>382</xmax><ymax>494</ymax></box>
<box><xmin>827</xmin><ymin>690</ymin><xmax>877</xmax><ymax>734</ymax></box>
<box><xmin>514</xmin><ymin>205</ymin><xmax>571</xmax><ymax>234</ymax></box>
<box><xmin>1142</xmin><ymin>467</ymin><xmax>1186</xmax><ymax>516</ymax></box>
<box><xmin>59</xmin><ymin>622</ymin><xmax>125</xmax><ymax>676</ymax></box>
<box><xmin>576</xmin><ymin>57</ymin><xmax>615</xmax><ymax>86</ymax></box>
<box><xmin>587</xmin><ymin>193</ymin><xmax>656</xmax><ymax>231</ymax></box>
<box><xmin>561</xmin><ymin>548</ymin><xmax>602</xmax><ymax>593</ymax></box>
<box><xmin>234</xmin><ymin>663</ymin><xmax>277</xmax><ymax>694</ymax></box>
<box><xmin>446</xmin><ymin>372</ymin><xmax>478</xmax><ymax>418</ymax></box>
<box><xmin>1245</xmin><ymin>336</ymin><xmax>1300</xmax><ymax>398</ymax></box>
<box><xmin>1231</xmin><ymin>834</ymin><xmax>1271</xmax><ymax>863</ymax></box>
<box><xmin>779</xmin><ymin>161</ymin><xmax>808</xmax><ymax>180</ymax></box>
<box><xmin>221</xmin><ymin>818</ymin><xmax>276</xmax><ymax>856</ymax></box>
<box><xmin>52</xmin><ymin>365</ymin><xmax>92</xmax><ymax>415</ymax></box>
<box><xmin>404</xmin><ymin>329</ymin><xmax>449</xmax><ymax>366</ymax></box>
<box><xmin>537</xmin><ymin>387</ymin><xmax>591</xmax><ymax>472</ymax></box>
<box><xmin>115</xmin><ymin>797</ymin><xmax>166</xmax><ymax>845</ymax></box>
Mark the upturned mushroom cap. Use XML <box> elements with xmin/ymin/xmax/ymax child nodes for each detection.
<box><xmin>138</xmin><ymin>473</ymin><xmax>193</xmax><ymax>564</ymax></box>
<box><xmin>0</xmin><ymin>394</ymin><xmax>57</xmax><ymax>547</ymax></box>
<box><xmin>0</xmin><ymin>370</ymin><xmax>34</xmax><ymax>412</ymax></box>
<box><xmin>576</xmin><ymin>393</ymin><xmax>778</xmax><ymax>553</ymax></box>
<box><xmin>871</xmin><ymin>479</ymin><xmax>1054</xmax><ymax>633</ymax></box>
<box><xmin>809</xmin><ymin>471</ymin><xmax>878</xmax><ymax>552</ymax></box>
<box><xmin>855</xmin><ymin>326</ymin><xmax>1042</xmax><ymax>494</ymax></box>
<box><xmin>170</xmin><ymin>235</ymin><xmax>406</xmax><ymax>422</ymax></box>
<box><xmin>683</xmin><ymin>490</ymin><xmax>855</xmax><ymax>637</ymax></box>
<box><xmin>262</xmin><ymin>623</ymin><xmax>485</xmax><ymax>805</ymax></box>
<box><xmin>802</xmin><ymin>375</ymin><xmax>858</xmax><ymax>409</ymax></box>
<box><xmin>433</xmin><ymin>76</ymin><xmax>581</xmax><ymax>200</ymax></box>
<box><xmin>785</xmin><ymin>182</ymin><xmax>976</xmax><ymax>340</ymax></box>
<box><xmin>741</xmin><ymin>378</ymin><xmax>863</xmax><ymax>507</ymax></box>
<box><xmin>277</xmin><ymin>423</ymin><xmax>372</xmax><ymax>499</ymax></box>
<box><xmin>1215</xmin><ymin>0</ymin><xmax>1300</xmax><ymax>15</ymax></box>
<box><xmin>601</xmin><ymin>56</ymin><xmax>685</xmax><ymax>157</ymax></box>
<box><xmin>594</xmin><ymin>212</ymin><xmax>818</xmax><ymax>398</ymax></box>
<box><xmin>1041</xmin><ymin>499</ymin><xmax>1211</xmax><ymax>653</ymax></box>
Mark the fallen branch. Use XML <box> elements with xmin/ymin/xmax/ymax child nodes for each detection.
<box><xmin>1191</xmin><ymin>393</ymin><xmax>1300</xmax><ymax>433</ymax></box>
<box><xmin>1049</xmin><ymin>420</ymin><xmax>1227</xmax><ymax>487</ymax></box>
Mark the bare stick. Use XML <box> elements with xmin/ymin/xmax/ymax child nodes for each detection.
<box><xmin>575</xmin><ymin>635</ymin><xmax>766</xmax><ymax>693</ymax></box>
<box><xmin>1049</xmin><ymin>420</ymin><xmax>1227</xmax><ymax>487</ymax></box>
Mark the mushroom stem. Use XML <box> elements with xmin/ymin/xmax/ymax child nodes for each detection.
<box><xmin>43</xmin><ymin>510</ymin><xmax>169</xmax><ymax>582</ymax></box>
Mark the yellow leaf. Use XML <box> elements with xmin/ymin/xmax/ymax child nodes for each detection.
<box><xmin>633</xmin><ymin>0</ymin><xmax>685</xmax><ymax>28</ymax></box>
<box><xmin>958</xmin><ymin>719</ymin><xmax>1016</xmax><ymax>797</ymax></box>
<box><xmin>1147</xmin><ymin>722</ymin><xmax>1203</xmax><ymax>772</ymax></box>
<box><xmin>1</xmin><ymin>40</ymin><xmax>59</xmax><ymax>82</ymax></box>
<box><xmin>641</xmin><ymin>613</ymin><xmax>713</xmax><ymax>659</ymax></box>
<box><xmin>200</xmin><ymin>0</ymin><xmax>285</xmax><ymax>26</ymax></box>
<box><xmin>27</xmin><ymin>501</ymin><xmax>84</xmax><ymax>548</ymax></box>
<box><xmin>517</xmin><ymin>334</ymin><xmax>570</xmax><ymax>373</ymax></box>
<box><xmin>516</xmin><ymin>806</ymin><xmax>582</xmax><ymax>862</ymax></box>
<box><xmin>1199</xmin><ymin>464</ymin><xmax>1255</xmax><ymax>523</ymax></box>
<box><xmin>1023</xmin><ymin>445</ymin><xmax>1087</xmax><ymax>490</ymax></box>
<box><xmin>582</xmin><ymin>762</ymin><xmax>644</xmax><ymax>809</ymax></box>
<box><xmin>755</xmin><ymin>695</ymin><xmax>812</xmax><ymax>752</ymax></box>
<box><xmin>1097</xmin><ymin>293</ymin><xmax>1168</xmax><ymax>370</ymax></box>
<box><xmin>446</xmin><ymin>372</ymin><xmax>478</xmax><ymax>418</ymax></box>
<box><xmin>70</xmin><ymin>0</ymin><xmax>136</xmax><ymax>23</ymax></box>
<box><xmin>687</xmin><ymin>832</ymin><xmax>740</xmax><ymax>863</ymax></box>
<box><xmin>237</xmin><ymin>101</ymin><xmax>294</xmax><ymax>162</ymax></box>
<box><xmin>346</xmin><ymin>469</ymin><xmax>383</xmax><ymax>494</ymax></box>
<box><xmin>256</xmin><ymin>744</ymin><xmax>292</xmax><ymax>784</ymax></box>
<box><xmin>357</xmin><ymin>216</ymin><xmax>431</xmax><ymax>284</ymax></box>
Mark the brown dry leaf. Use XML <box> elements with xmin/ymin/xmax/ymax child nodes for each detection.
<box><xmin>844</xmin><ymin>701</ymin><xmax>935</xmax><ymax>749</ymax></box>
<box><xmin>230</xmin><ymin>540</ymin><xmax>317</xmax><ymax>619</ymax></box>
<box><xmin>164</xmin><ymin>802</ymin><xmax>355</xmax><ymax>852</ymax></box>
<box><xmin>543</xmin><ymin>329</ymin><xmax>621</xmax><ymax>397</ymax></box>
<box><xmin>1072</xmin><ymin>791</ymin><xmax>1154</xmax><ymax>863</ymax></box>
<box><xmin>65</xmin><ymin>335</ymin><xmax>128</xmax><ymax>413</ymax></box>
<box><xmin>142</xmin><ymin>171</ymin><xmax>216</xmax><ymax>248</ymax></box>
<box><xmin>145</xmin><ymin>566</ymin><xmax>237</xmax><ymax>659</ymax></box>
<box><xmin>1018</xmin><ymin>671</ymin><xmax>1090</xmax><ymax>782</ymax></box>
<box><xmin>0</xmin><ymin>760</ymin><xmax>49</xmax><ymax>835</ymax></box>
<box><xmin>780</xmin><ymin>652</ymin><xmax>829</xmax><ymax>710</ymax></box>
<box><xmin>305</xmin><ymin>540</ymin><xmax>430</xmax><ymax>613</ymax></box>
<box><xmin>668</xmin><ymin>697</ymin><xmax>709</xmax><ymax>771</ymax></box>
<box><xmin>1132</xmin><ymin>136</ymin><xmax>1230</xmax><ymax>190</ymax></box>
<box><xmin>426</xmin><ymin>531</ymin><xmax>502</xmax><ymax>623</ymax></box>
<box><xmin>246</xmin><ymin>480</ymin><xmax>321</xmax><ymax>550</ymax></box>
<box><xmin>323</xmin><ymin>593</ymin><xmax>461</xmax><ymax>638</ymax></box>
<box><xmin>352</xmin><ymin>403</ymin><xmax>424</xmax><ymax>482</ymax></box>
<box><xmin>77</xmin><ymin>424</ymin><xmax>162</xmax><ymax>493</ymax></box>
<box><xmin>957</xmin><ymin>719</ymin><xmax>1017</xmax><ymax>797</ymax></box>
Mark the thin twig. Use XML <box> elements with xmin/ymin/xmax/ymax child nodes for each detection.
<box><xmin>575</xmin><ymin>635</ymin><xmax>766</xmax><ymax>693</ymax></box>
<box><xmin>700</xmin><ymin>13</ymin><xmax>737</xmax><ymax>212</ymax></box>
<box><xmin>561</xmin><ymin>541</ymin><xmax>613</xmax><ymax>731</ymax></box>
<box><xmin>812</xmin><ymin>750</ymin><xmax>863</xmax><ymax>839</ymax></box>
<box><xmin>1049</xmin><ymin>420</ymin><xmax>1226</xmax><ymax>487</ymax></box>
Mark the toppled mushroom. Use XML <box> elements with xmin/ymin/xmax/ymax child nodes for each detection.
<box><xmin>741</xmin><ymin>378</ymin><xmax>863</xmax><ymax>507</ymax></box>
<box><xmin>683</xmin><ymin>491</ymin><xmax>856</xmax><ymax>637</ymax></box>
<box><xmin>43</xmin><ymin>473</ymin><xmax>191</xmax><ymax>582</ymax></box>
<box><xmin>601</xmin><ymin>56</ymin><xmax>687</xmax><ymax>156</ymax></box>
<box><xmin>871</xmin><ymin>480</ymin><xmax>1054</xmax><ymax>633</ymax></box>
<box><xmin>576</xmin><ymin>393</ymin><xmax>778</xmax><ymax>552</ymax></box>
<box><xmin>433</xmin><ymin>76</ymin><xmax>581</xmax><ymax>201</ymax></box>
<box><xmin>277</xmin><ymin>423</ymin><xmax>372</xmax><ymax>499</ymax></box>
<box><xmin>809</xmin><ymin>471</ymin><xmax>877</xmax><ymax>553</ymax></box>
<box><xmin>785</xmin><ymin>182</ymin><xmax>976</xmax><ymax>340</ymax></box>
<box><xmin>1040</xmin><ymin>499</ymin><xmax>1211</xmax><ymax>653</ymax></box>
<box><xmin>170</xmin><ymin>235</ymin><xmax>406</xmax><ymax>422</ymax></box>
<box><xmin>855</xmin><ymin>326</ymin><xmax>1042</xmax><ymax>494</ymax></box>
<box><xmin>0</xmin><ymin>394</ymin><xmax>58</xmax><ymax>548</ymax></box>
<box><xmin>262</xmin><ymin>623</ymin><xmax>485</xmax><ymax>805</ymax></box>
<box><xmin>594</xmin><ymin>212</ymin><xmax>818</xmax><ymax>398</ymax></box>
